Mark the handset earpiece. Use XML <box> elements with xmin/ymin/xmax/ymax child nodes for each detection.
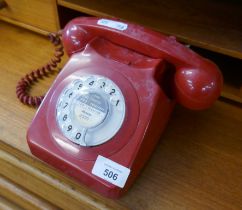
<box><xmin>174</xmin><ymin>64</ymin><xmax>223</xmax><ymax>110</ymax></box>
<box><xmin>62</xmin><ymin>22</ymin><xmax>89</xmax><ymax>56</ymax></box>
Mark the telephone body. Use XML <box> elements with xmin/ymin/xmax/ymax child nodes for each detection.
<box><xmin>27</xmin><ymin>17</ymin><xmax>222</xmax><ymax>198</ymax></box>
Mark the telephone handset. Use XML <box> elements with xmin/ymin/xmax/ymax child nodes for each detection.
<box><xmin>62</xmin><ymin>17</ymin><xmax>222</xmax><ymax>110</ymax></box>
<box><xmin>24</xmin><ymin>17</ymin><xmax>222</xmax><ymax>198</ymax></box>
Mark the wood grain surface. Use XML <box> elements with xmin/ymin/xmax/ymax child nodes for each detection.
<box><xmin>0</xmin><ymin>21</ymin><xmax>242</xmax><ymax>210</ymax></box>
<box><xmin>0</xmin><ymin>196</ymin><xmax>23</xmax><ymax>210</ymax></box>
<box><xmin>0</xmin><ymin>0</ymin><xmax>59</xmax><ymax>33</ymax></box>
<box><xmin>0</xmin><ymin>175</ymin><xmax>59</xmax><ymax>210</ymax></box>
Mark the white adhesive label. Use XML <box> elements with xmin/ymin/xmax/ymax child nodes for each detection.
<box><xmin>92</xmin><ymin>155</ymin><xmax>130</xmax><ymax>188</ymax></box>
<box><xmin>97</xmin><ymin>19</ymin><xmax>128</xmax><ymax>31</ymax></box>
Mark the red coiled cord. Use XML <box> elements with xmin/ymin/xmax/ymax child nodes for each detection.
<box><xmin>16</xmin><ymin>32</ymin><xmax>64</xmax><ymax>107</ymax></box>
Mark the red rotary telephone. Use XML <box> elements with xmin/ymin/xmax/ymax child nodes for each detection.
<box><xmin>25</xmin><ymin>17</ymin><xmax>222</xmax><ymax>198</ymax></box>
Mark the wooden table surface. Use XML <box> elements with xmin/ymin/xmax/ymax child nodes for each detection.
<box><xmin>0</xmin><ymin>21</ymin><xmax>242</xmax><ymax>210</ymax></box>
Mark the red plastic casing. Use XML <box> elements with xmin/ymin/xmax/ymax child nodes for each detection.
<box><xmin>27</xmin><ymin>17</ymin><xmax>223</xmax><ymax>198</ymax></box>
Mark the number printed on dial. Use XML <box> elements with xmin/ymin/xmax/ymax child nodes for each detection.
<box><xmin>56</xmin><ymin>74</ymin><xmax>126</xmax><ymax>147</ymax></box>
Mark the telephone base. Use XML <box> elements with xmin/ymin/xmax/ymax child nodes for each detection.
<box><xmin>27</xmin><ymin>38</ymin><xmax>175</xmax><ymax>198</ymax></box>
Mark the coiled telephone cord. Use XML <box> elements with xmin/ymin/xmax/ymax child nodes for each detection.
<box><xmin>16</xmin><ymin>32</ymin><xmax>64</xmax><ymax>107</ymax></box>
